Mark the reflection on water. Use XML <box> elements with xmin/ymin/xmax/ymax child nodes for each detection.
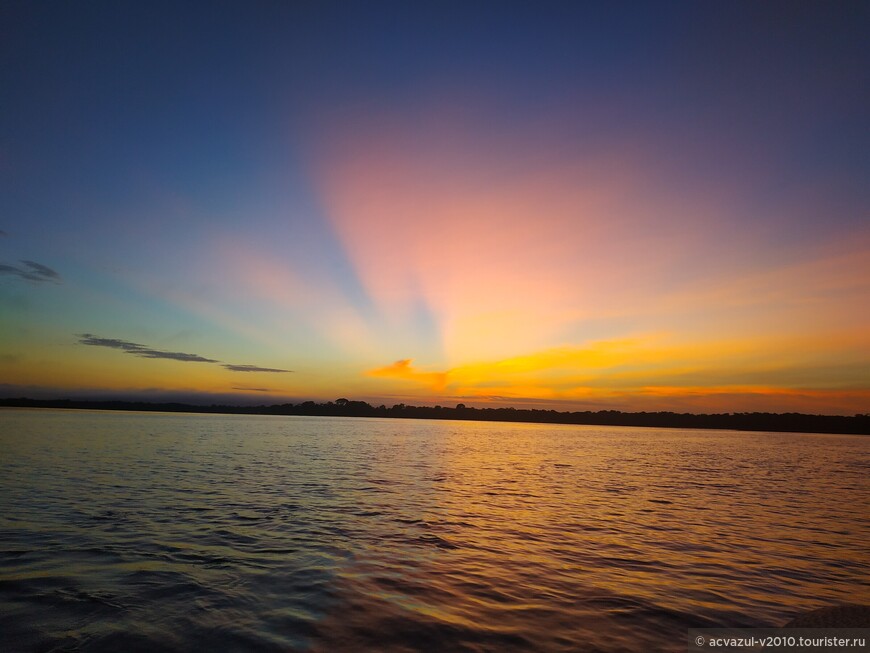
<box><xmin>1</xmin><ymin>409</ymin><xmax>867</xmax><ymax>652</ymax></box>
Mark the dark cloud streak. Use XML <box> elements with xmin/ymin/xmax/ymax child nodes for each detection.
<box><xmin>136</xmin><ymin>350</ymin><xmax>219</xmax><ymax>362</ymax></box>
<box><xmin>0</xmin><ymin>260</ymin><xmax>62</xmax><ymax>283</ymax></box>
<box><xmin>223</xmin><ymin>364</ymin><xmax>291</xmax><ymax>373</ymax></box>
<box><xmin>22</xmin><ymin>260</ymin><xmax>61</xmax><ymax>280</ymax></box>
<box><xmin>77</xmin><ymin>333</ymin><xmax>290</xmax><ymax>372</ymax></box>
<box><xmin>78</xmin><ymin>335</ymin><xmax>151</xmax><ymax>352</ymax></box>
<box><xmin>78</xmin><ymin>334</ymin><xmax>218</xmax><ymax>363</ymax></box>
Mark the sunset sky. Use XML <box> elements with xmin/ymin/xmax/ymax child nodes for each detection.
<box><xmin>1</xmin><ymin>2</ymin><xmax>868</xmax><ymax>414</ymax></box>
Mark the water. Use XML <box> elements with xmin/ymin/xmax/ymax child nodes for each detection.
<box><xmin>1</xmin><ymin>409</ymin><xmax>867</xmax><ymax>652</ymax></box>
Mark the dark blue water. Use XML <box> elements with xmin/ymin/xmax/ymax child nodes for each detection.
<box><xmin>1</xmin><ymin>409</ymin><xmax>868</xmax><ymax>651</ymax></box>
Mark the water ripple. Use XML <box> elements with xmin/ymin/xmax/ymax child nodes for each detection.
<box><xmin>1</xmin><ymin>410</ymin><xmax>867</xmax><ymax>652</ymax></box>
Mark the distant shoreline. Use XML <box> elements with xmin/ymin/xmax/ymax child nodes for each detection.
<box><xmin>2</xmin><ymin>397</ymin><xmax>868</xmax><ymax>435</ymax></box>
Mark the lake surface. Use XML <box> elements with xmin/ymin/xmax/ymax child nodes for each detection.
<box><xmin>1</xmin><ymin>409</ymin><xmax>868</xmax><ymax>652</ymax></box>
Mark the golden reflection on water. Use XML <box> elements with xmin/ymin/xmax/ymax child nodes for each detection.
<box><xmin>307</xmin><ymin>420</ymin><xmax>868</xmax><ymax>652</ymax></box>
<box><xmin>0</xmin><ymin>409</ymin><xmax>868</xmax><ymax>652</ymax></box>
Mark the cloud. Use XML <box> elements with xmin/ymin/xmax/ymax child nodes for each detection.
<box><xmin>0</xmin><ymin>260</ymin><xmax>61</xmax><ymax>283</ymax></box>
<box><xmin>0</xmin><ymin>230</ymin><xmax>8</xmax><ymax>237</ymax></box>
<box><xmin>78</xmin><ymin>334</ymin><xmax>218</xmax><ymax>362</ymax></box>
<box><xmin>232</xmin><ymin>386</ymin><xmax>274</xmax><ymax>392</ymax></box>
<box><xmin>21</xmin><ymin>260</ymin><xmax>60</xmax><ymax>281</ymax></box>
<box><xmin>77</xmin><ymin>333</ymin><xmax>290</xmax><ymax>372</ymax></box>
<box><xmin>367</xmin><ymin>359</ymin><xmax>448</xmax><ymax>391</ymax></box>
<box><xmin>223</xmin><ymin>364</ymin><xmax>291</xmax><ymax>373</ymax></box>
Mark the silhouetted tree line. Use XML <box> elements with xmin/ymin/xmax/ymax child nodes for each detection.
<box><xmin>2</xmin><ymin>397</ymin><xmax>868</xmax><ymax>435</ymax></box>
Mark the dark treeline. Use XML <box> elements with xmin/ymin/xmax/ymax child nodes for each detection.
<box><xmin>2</xmin><ymin>397</ymin><xmax>868</xmax><ymax>435</ymax></box>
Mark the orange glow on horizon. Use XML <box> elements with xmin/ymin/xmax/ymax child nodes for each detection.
<box><xmin>362</xmin><ymin>332</ymin><xmax>870</xmax><ymax>414</ymax></box>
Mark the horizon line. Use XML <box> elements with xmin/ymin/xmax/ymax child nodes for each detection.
<box><xmin>2</xmin><ymin>397</ymin><xmax>867</xmax><ymax>436</ymax></box>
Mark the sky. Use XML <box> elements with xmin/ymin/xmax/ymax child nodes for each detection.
<box><xmin>1</xmin><ymin>1</ymin><xmax>868</xmax><ymax>414</ymax></box>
